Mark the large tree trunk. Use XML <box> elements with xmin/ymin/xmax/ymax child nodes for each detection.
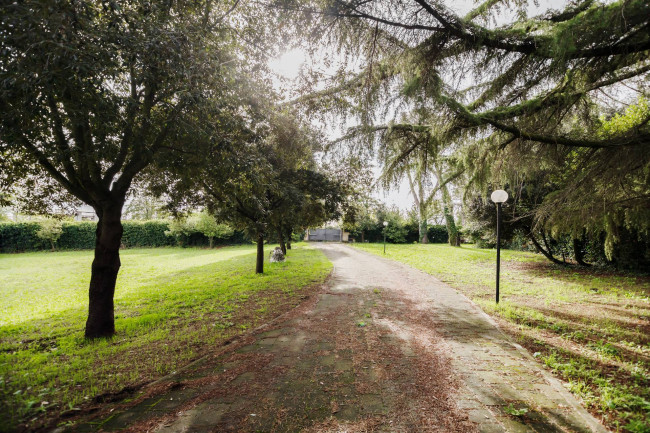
<box><xmin>419</xmin><ymin>219</ymin><xmax>429</xmax><ymax>244</ymax></box>
<box><xmin>443</xmin><ymin>206</ymin><xmax>460</xmax><ymax>246</ymax></box>
<box><xmin>278</xmin><ymin>227</ymin><xmax>287</xmax><ymax>255</ymax></box>
<box><xmin>85</xmin><ymin>205</ymin><xmax>123</xmax><ymax>339</ymax></box>
<box><xmin>256</xmin><ymin>233</ymin><xmax>264</xmax><ymax>274</ymax></box>
<box><xmin>573</xmin><ymin>236</ymin><xmax>590</xmax><ymax>266</ymax></box>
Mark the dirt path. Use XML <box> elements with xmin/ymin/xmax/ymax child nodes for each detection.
<box><xmin>68</xmin><ymin>244</ymin><xmax>607</xmax><ymax>433</ymax></box>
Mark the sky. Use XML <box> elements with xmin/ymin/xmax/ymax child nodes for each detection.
<box><xmin>267</xmin><ymin>0</ymin><xmax>575</xmax><ymax>212</ymax></box>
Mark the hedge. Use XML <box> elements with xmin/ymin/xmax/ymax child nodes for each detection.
<box><xmin>348</xmin><ymin>224</ymin><xmax>449</xmax><ymax>244</ymax></box>
<box><xmin>0</xmin><ymin>223</ymin><xmax>45</xmax><ymax>252</ymax></box>
<box><xmin>0</xmin><ymin>221</ymin><xmax>247</xmax><ymax>253</ymax></box>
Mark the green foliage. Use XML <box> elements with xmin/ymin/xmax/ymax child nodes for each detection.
<box><xmin>164</xmin><ymin>215</ymin><xmax>241</xmax><ymax>248</ymax></box>
<box><xmin>164</xmin><ymin>218</ymin><xmax>197</xmax><ymax>247</ymax></box>
<box><xmin>0</xmin><ymin>223</ymin><xmax>44</xmax><ymax>252</ymax></box>
<box><xmin>344</xmin><ymin>200</ymin><xmax>448</xmax><ymax>244</ymax></box>
<box><xmin>123</xmin><ymin>193</ymin><xmax>168</xmax><ymax>220</ymax></box>
<box><xmin>599</xmin><ymin>97</ymin><xmax>649</xmax><ymax>138</ymax></box>
<box><xmin>194</xmin><ymin>211</ymin><xmax>234</xmax><ymax>248</ymax></box>
<box><xmin>57</xmin><ymin>222</ymin><xmax>97</xmax><ymax>250</ymax></box>
<box><xmin>0</xmin><ymin>220</ymin><xmax>247</xmax><ymax>252</ymax></box>
<box><xmin>122</xmin><ymin>221</ymin><xmax>173</xmax><ymax>248</ymax></box>
<box><xmin>379</xmin><ymin>209</ymin><xmax>409</xmax><ymax>243</ymax></box>
<box><xmin>35</xmin><ymin>219</ymin><xmax>63</xmax><ymax>251</ymax></box>
<box><xmin>299</xmin><ymin>0</ymin><xmax>650</xmax><ymax>265</ymax></box>
<box><xmin>426</xmin><ymin>225</ymin><xmax>449</xmax><ymax>243</ymax></box>
<box><xmin>504</xmin><ymin>404</ymin><xmax>529</xmax><ymax>417</ymax></box>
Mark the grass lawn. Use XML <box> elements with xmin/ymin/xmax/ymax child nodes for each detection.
<box><xmin>0</xmin><ymin>243</ymin><xmax>331</xmax><ymax>432</ymax></box>
<box><xmin>353</xmin><ymin>243</ymin><xmax>650</xmax><ymax>432</ymax></box>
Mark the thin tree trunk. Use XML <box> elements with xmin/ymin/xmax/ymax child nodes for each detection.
<box><xmin>418</xmin><ymin>172</ymin><xmax>429</xmax><ymax>244</ymax></box>
<box><xmin>85</xmin><ymin>205</ymin><xmax>123</xmax><ymax>339</ymax></box>
<box><xmin>434</xmin><ymin>164</ymin><xmax>459</xmax><ymax>246</ymax></box>
<box><xmin>278</xmin><ymin>227</ymin><xmax>286</xmax><ymax>255</ymax></box>
<box><xmin>256</xmin><ymin>233</ymin><xmax>264</xmax><ymax>274</ymax></box>
<box><xmin>407</xmin><ymin>168</ymin><xmax>429</xmax><ymax>244</ymax></box>
<box><xmin>419</xmin><ymin>208</ymin><xmax>429</xmax><ymax>244</ymax></box>
<box><xmin>443</xmin><ymin>205</ymin><xmax>459</xmax><ymax>246</ymax></box>
<box><xmin>50</xmin><ymin>240</ymin><xmax>55</xmax><ymax>252</ymax></box>
<box><xmin>284</xmin><ymin>228</ymin><xmax>292</xmax><ymax>250</ymax></box>
<box><xmin>528</xmin><ymin>231</ymin><xmax>565</xmax><ymax>265</ymax></box>
<box><xmin>361</xmin><ymin>230</ymin><xmax>365</xmax><ymax>243</ymax></box>
<box><xmin>209</xmin><ymin>237</ymin><xmax>214</xmax><ymax>249</ymax></box>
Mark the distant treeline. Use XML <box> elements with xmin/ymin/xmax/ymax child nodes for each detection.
<box><xmin>0</xmin><ymin>221</ymin><xmax>247</xmax><ymax>253</ymax></box>
<box><xmin>0</xmin><ymin>220</ymin><xmax>455</xmax><ymax>253</ymax></box>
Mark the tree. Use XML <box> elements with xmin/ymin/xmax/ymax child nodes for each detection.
<box><xmin>164</xmin><ymin>217</ymin><xmax>196</xmax><ymax>248</ymax></box>
<box><xmin>377</xmin><ymin>124</ymin><xmax>436</xmax><ymax>243</ymax></box>
<box><xmin>0</xmin><ymin>0</ymin><xmax>258</xmax><ymax>338</ymax></box>
<box><xmin>36</xmin><ymin>219</ymin><xmax>64</xmax><ymax>252</ymax></box>
<box><xmin>124</xmin><ymin>190</ymin><xmax>168</xmax><ymax>221</ymax></box>
<box><xmin>377</xmin><ymin>207</ymin><xmax>409</xmax><ymax>243</ymax></box>
<box><xmin>153</xmin><ymin>108</ymin><xmax>345</xmax><ymax>273</ymax></box>
<box><xmin>286</xmin><ymin>0</ymin><xmax>649</xmax><ymax>258</ymax></box>
<box><xmin>195</xmin><ymin>211</ymin><xmax>234</xmax><ymax>248</ymax></box>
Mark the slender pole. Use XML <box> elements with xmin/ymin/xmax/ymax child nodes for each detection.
<box><xmin>496</xmin><ymin>202</ymin><xmax>501</xmax><ymax>304</ymax></box>
<box><xmin>383</xmin><ymin>230</ymin><xmax>386</xmax><ymax>254</ymax></box>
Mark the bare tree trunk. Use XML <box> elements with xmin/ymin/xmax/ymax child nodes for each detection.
<box><xmin>85</xmin><ymin>205</ymin><xmax>123</xmax><ymax>339</ymax></box>
<box><xmin>407</xmin><ymin>168</ymin><xmax>429</xmax><ymax>243</ymax></box>
<box><xmin>573</xmin><ymin>237</ymin><xmax>590</xmax><ymax>266</ymax></box>
<box><xmin>50</xmin><ymin>240</ymin><xmax>55</xmax><ymax>252</ymax></box>
<box><xmin>256</xmin><ymin>233</ymin><xmax>264</xmax><ymax>274</ymax></box>
<box><xmin>278</xmin><ymin>227</ymin><xmax>286</xmax><ymax>255</ymax></box>
<box><xmin>209</xmin><ymin>237</ymin><xmax>214</xmax><ymax>249</ymax></box>
<box><xmin>528</xmin><ymin>231</ymin><xmax>565</xmax><ymax>265</ymax></box>
<box><xmin>434</xmin><ymin>163</ymin><xmax>459</xmax><ymax>246</ymax></box>
<box><xmin>361</xmin><ymin>230</ymin><xmax>365</xmax><ymax>243</ymax></box>
<box><xmin>419</xmin><ymin>217</ymin><xmax>429</xmax><ymax>244</ymax></box>
<box><xmin>284</xmin><ymin>227</ymin><xmax>292</xmax><ymax>250</ymax></box>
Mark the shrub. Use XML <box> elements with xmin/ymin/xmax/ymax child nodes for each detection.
<box><xmin>426</xmin><ymin>225</ymin><xmax>449</xmax><ymax>243</ymax></box>
<box><xmin>0</xmin><ymin>223</ymin><xmax>44</xmax><ymax>252</ymax></box>
<box><xmin>194</xmin><ymin>212</ymin><xmax>234</xmax><ymax>248</ymax></box>
<box><xmin>35</xmin><ymin>219</ymin><xmax>64</xmax><ymax>251</ymax></box>
<box><xmin>123</xmin><ymin>221</ymin><xmax>173</xmax><ymax>248</ymax></box>
<box><xmin>58</xmin><ymin>222</ymin><xmax>97</xmax><ymax>250</ymax></box>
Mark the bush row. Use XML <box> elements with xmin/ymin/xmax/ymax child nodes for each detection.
<box><xmin>0</xmin><ymin>221</ymin><xmax>246</xmax><ymax>253</ymax></box>
<box><xmin>349</xmin><ymin>224</ymin><xmax>449</xmax><ymax>244</ymax></box>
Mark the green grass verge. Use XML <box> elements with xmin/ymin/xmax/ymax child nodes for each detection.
<box><xmin>352</xmin><ymin>243</ymin><xmax>650</xmax><ymax>432</ymax></box>
<box><xmin>0</xmin><ymin>243</ymin><xmax>331</xmax><ymax>432</ymax></box>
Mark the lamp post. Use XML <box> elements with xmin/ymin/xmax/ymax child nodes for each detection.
<box><xmin>383</xmin><ymin>221</ymin><xmax>388</xmax><ymax>254</ymax></box>
<box><xmin>490</xmin><ymin>190</ymin><xmax>508</xmax><ymax>304</ymax></box>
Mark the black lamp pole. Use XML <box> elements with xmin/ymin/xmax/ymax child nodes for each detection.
<box><xmin>496</xmin><ymin>202</ymin><xmax>501</xmax><ymax>304</ymax></box>
<box><xmin>491</xmin><ymin>189</ymin><xmax>508</xmax><ymax>304</ymax></box>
